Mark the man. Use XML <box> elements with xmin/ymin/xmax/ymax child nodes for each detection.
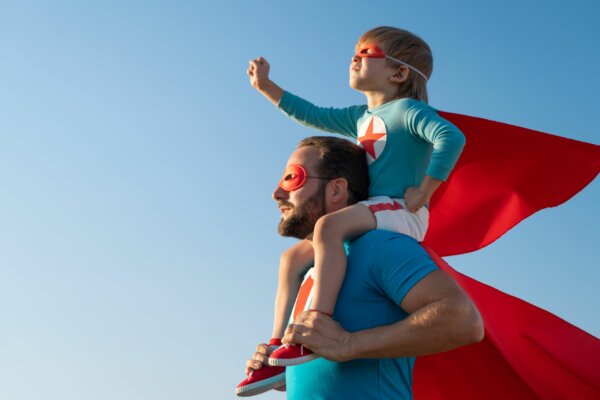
<box><xmin>245</xmin><ymin>136</ymin><xmax>483</xmax><ymax>399</ymax></box>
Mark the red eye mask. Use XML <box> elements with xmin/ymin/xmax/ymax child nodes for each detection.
<box><xmin>353</xmin><ymin>44</ymin><xmax>429</xmax><ymax>81</ymax></box>
<box><xmin>354</xmin><ymin>44</ymin><xmax>386</xmax><ymax>59</ymax></box>
<box><xmin>278</xmin><ymin>164</ymin><xmax>334</xmax><ymax>192</ymax></box>
<box><xmin>279</xmin><ymin>164</ymin><xmax>308</xmax><ymax>192</ymax></box>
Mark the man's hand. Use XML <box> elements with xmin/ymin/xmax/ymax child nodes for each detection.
<box><xmin>244</xmin><ymin>343</ymin><xmax>287</xmax><ymax>392</ymax></box>
<box><xmin>404</xmin><ymin>186</ymin><xmax>430</xmax><ymax>212</ymax></box>
<box><xmin>247</xmin><ymin>56</ymin><xmax>284</xmax><ymax>106</ymax></box>
<box><xmin>282</xmin><ymin>310</ymin><xmax>352</xmax><ymax>362</ymax></box>
<box><xmin>244</xmin><ymin>343</ymin><xmax>271</xmax><ymax>376</ymax></box>
<box><xmin>285</xmin><ymin>270</ymin><xmax>483</xmax><ymax>363</ymax></box>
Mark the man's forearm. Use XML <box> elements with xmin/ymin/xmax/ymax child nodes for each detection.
<box><xmin>346</xmin><ymin>295</ymin><xmax>483</xmax><ymax>360</ymax></box>
<box><xmin>283</xmin><ymin>271</ymin><xmax>484</xmax><ymax>362</ymax></box>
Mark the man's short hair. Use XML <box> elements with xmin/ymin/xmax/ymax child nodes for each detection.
<box><xmin>298</xmin><ymin>136</ymin><xmax>369</xmax><ymax>205</ymax></box>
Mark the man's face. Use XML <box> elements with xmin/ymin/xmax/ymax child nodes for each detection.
<box><xmin>272</xmin><ymin>146</ymin><xmax>327</xmax><ymax>239</ymax></box>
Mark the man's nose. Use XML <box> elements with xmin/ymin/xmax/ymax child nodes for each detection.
<box><xmin>352</xmin><ymin>55</ymin><xmax>361</xmax><ymax>64</ymax></box>
<box><xmin>272</xmin><ymin>185</ymin><xmax>289</xmax><ymax>201</ymax></box>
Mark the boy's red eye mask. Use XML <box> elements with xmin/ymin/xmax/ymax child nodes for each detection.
<box><xmin>353</xmin><ymin>43</ymin><xmax>429</xmax><ymax>81</ymax></box>
<box><xmin>354</xmin><ymin>44</ymin><xmax>387</xmax><ymax>59</ymax></box>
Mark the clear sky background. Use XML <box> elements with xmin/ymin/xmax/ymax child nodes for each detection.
<box><xmin>1</xmin><ymin>1</ymin><xmax>598</xmax><ymax>399</ymax></box>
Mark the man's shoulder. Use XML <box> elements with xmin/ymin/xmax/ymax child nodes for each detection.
<box><xmin>344</xmin><ymin>229</ymin><xmax>438</xmax><ymax>315</ymax></box>
<box><xmin>351</xmin><ymin>229</ymin><xmax>423</xmax><ymax>250</ymax></box>
<box><xmin>348</xmin><ymin>230</ymin><xmax>429</xmax><ymax>263</ymax></box>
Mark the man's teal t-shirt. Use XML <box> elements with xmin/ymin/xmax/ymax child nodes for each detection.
<box><xmin>286</xmin><ymin>230</ymin><xmax>438</xmax><ymax>400</ymax></box>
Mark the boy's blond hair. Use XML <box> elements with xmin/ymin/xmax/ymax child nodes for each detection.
<box><xmin>358</xmin><ymin>27</ymin><xmax>433</xmax><ymax>103</ymax></box>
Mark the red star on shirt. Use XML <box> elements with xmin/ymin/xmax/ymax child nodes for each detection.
<box><xmin>358</xmin><ymin>117</ymin><xmax>385</xmax><ymax>159</ymax></box>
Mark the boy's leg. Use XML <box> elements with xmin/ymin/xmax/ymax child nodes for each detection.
<box><xmin>268</xmin><ymin>204</ymin><xmax>375</xmax><ymax>367</ymax></box>
<box><xmin>272</xmin><ymin>240</ymin><xmax>314</xmax><ymax>339</ymax></box>
<box><xmin>310</xmin><ymin>203</ymin><xmax>376</xmax><ymax>315</ymax></box>
<box><xmin>362</xmin><ymin>197</ymin><xmax>429</xmax><ymax>241</ymax></box>
<box><xmin>236</xmin><ymin>342</ymin><xmax>286</xmax><ymax>397</ymax></box>
<box><xmin>236</xmin><ymin>241</ymin><xmax>314</xmax><ymax>396</ymax></box>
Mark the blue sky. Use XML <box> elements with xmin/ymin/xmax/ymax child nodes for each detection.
<box><xmin>0</xmin><ymin>1</ymin><xmax>598</xmax><ymax>399</ymax></box>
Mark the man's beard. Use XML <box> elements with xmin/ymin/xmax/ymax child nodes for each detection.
<box><xmin>278</xmin><ymin>184</ymin><xmax>326</xmax><ymax>239</ymax></box>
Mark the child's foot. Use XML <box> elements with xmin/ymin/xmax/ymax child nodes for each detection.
<box><xmin>235</xmin><ymin>365</ymin><xmax>286</xmax><ymax>397</ymax></box>
<box><xmin>268</xmin><ymin>344</ymin><xmax>319</xmax><ymax>366</ymax></box>
<box><xmin>235</xmin><ymin>339</ymin><xmax>285</xmax><ymax>397</ymax></box>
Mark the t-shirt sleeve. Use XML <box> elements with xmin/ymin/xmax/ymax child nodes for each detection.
<box><xmin>404</xmin><ymin>102</ymin><xmax>466</xmax><ymax>181</ymax></box>
<box><xmin>278</xmin><ymin>91</ymin><xmax>366</xmax><ymax>139</ymax></box>
<box><xmin>372</xmin><ymin>235</ymin><xmax>439</xmax><ymax>306</ymax></box>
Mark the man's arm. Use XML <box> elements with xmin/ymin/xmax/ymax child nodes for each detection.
<box><xmin>283</xmin><ymin>269</ymin><xmax>483</xmax><ymax>361</ymax></box>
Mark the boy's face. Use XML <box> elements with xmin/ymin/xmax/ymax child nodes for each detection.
<box><xmin>349</xmin><ymin>42</ymin><xmax>400</xmax><ymax>92</ymax></box>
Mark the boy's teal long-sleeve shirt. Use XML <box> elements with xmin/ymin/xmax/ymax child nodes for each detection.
<box><xmin>278</xmin><ymin>91</ymin><xmax>465</xmax><ymax>198</ymax></box>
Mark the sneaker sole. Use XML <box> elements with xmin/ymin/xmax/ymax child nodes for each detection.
<box><xmin>268</xmin><ymin>353</ymin><xmax>319</xmax><ymax>367</ymax></box>
<box><xmin>235</xmin><ymin>372</ymin><xmax>286</xmax><ymax>397</ymax></box>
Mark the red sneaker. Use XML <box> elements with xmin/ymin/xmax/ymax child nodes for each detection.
<box><xmin>268</xmin><ymin>344</ymin><xmax>319</xmax><ymax>366</ymax></box>
<box><xmin>235</xmin><ymin>339</ymin><xmax>285</xmax><ymax>397</ymax></box>
<box><xmin>235</xmin><ymin>365</ymin><xmax>286</xmax><ymax>397</ymax></box>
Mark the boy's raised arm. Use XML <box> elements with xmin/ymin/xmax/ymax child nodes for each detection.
<box><xmin>248</xmin><ymin>56</ymin><xmax>284</xmax><ymax>106</ymax></box>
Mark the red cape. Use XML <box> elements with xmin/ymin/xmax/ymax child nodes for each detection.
<box><xmin>414</xmin><ymin>245</ymin><xmax>600</xmax><ymax>399</ymax></box>
<box><xmin>415</xmin><ymin>113</ymin><xmax>600</xmax><ymax>399</ymax></box>
<box><xmin>425</xmin><ymin>112</ymin><xmax>600</xmax><ymax>257</ymax></box>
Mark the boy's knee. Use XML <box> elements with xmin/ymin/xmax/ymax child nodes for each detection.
<box><xmin>279</xmin><ymin>244</ymin><xmax>313</xmax><ymax>274</ymax></box>
<box><xmin>279</xmin><ymin>247</ymin><xmax>297</xmax><ymax>269</ymax></box>
<box><xmin>278</xmin><ymin>253</ymin><xmax>298</xmax><ymax>281</ymax></box>
<box><xmin>314</xmin><ymin>214</ymin><xmax>342</xmax><ymax>241</ymax></box>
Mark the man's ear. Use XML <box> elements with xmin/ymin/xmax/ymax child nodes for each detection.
<box><xmin>327</xmin><ymin>178</ymin><xmax>349</xmax><ymax>205</ymax></box>
<box><xmin>390</xmin><ymin>65</ymin><xmax>409</xmax><ymax>84</ymax></box>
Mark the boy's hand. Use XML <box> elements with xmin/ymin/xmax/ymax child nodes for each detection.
<box><xmin>404</xmin><ymin>187</ymin><xmax>430</xmax><ymax>213</ymax></box>
<box><xmin>404</xmin><ymin>175</ymin><xmax>442</xmax><ymax>213</ymax></box>
<box><xmin>247</xmin><ymin>56</ymin><xmax>271</xmax><ymax>90</ymax></box>
<box><xmin>247</xmin><ymin>56</ymin><xmax>284</xmax><ymax>105</ymax></box>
